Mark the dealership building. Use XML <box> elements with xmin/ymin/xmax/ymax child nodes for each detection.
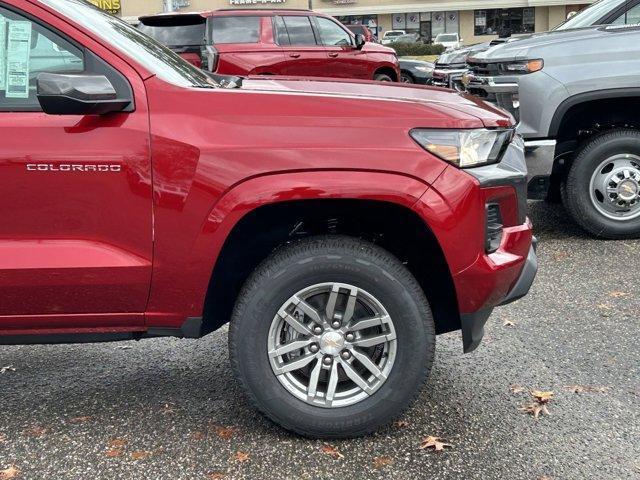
<box><xmin>99</xmin><ymin>0</ymin><xmax>593</xmax><ymax>45</ymax></box>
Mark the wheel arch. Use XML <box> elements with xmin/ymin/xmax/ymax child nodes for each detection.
<box><xmin>374</xmin><ymin>65</ymin><xmax>399</xmax><ymax>82</ymax></box>
<box><xmin>197</xmin><ymin>171</ymin><xmax>459</xmax><ymax>337</ymax></box>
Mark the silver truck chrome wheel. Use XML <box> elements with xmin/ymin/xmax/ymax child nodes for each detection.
<box><xmin>267</xmin><ymin>282</ymin><xmax>397</xmax><ymax>408</ymax></box>
<box><xmin>589</xmin><ymin>154</ymin><xmax>640</xmax><ymax>221</ymax></box>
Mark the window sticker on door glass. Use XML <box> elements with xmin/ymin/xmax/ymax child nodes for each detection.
<box><xmin>5</xmin><ymin>21</ymin><xmax>31</xmax><ymax>99</ymax></box>
<box><xmin>0</xmin><ymin>18</ymin><xmax>6</xmax><ymax>91</ymax></box>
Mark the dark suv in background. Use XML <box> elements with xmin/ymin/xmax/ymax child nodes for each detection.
<box><xmin>138</xmin><ymin>9</ymin><xmax>400</xmax><ymax>81</ymax></box>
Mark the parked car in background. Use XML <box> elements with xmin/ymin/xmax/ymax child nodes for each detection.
<box><xmin>433</xmin><ymin>0</ymin><xmax>640</xmax><ymax>89</ymax></box>
<box><xmin>2</xmin><ymin>0</ymin><xmax>536</xmax><ymax>440</ymax></box>
<box><xmin>346</xmin><ymin>24</ymin><xmax>376</xmax><ymax>43</ymax></box>
<box><xmin>390</xmin><ymin>33</ymin><xmax>424</xmax><ymax>44</ymax></box>
<box><xmin>138</xmin><ymin>9</ymin><xmax>400</xmax><ymax>82</ymax></box>
<box><xmin>381</xmin><ymin>30</ymin><xmax>406</xmax><ymax>44</ymax></box>
<box><xmin>433</xmin><ymin>33</ymin><xmax>462</xmax><ymax>49</ymax></box>
<box><xmin>465</xmin><ymin>24</ymin><xmax>640</xmax><ymax>238</ymax></box>
<box><xmin>399</xmin><ymin>58</ymin><xmax>434</xmax><ymax>84</ymax></box>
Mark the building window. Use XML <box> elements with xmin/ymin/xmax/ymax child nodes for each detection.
<box><xmin>474</xmin><ymin>8</ymin><xmax>535</xmax><ymax>36</ymax></box>
<box><xmin>392</xmin><ymin>11</ymin><xmax>458</xmax><ymax>38</ymax></box>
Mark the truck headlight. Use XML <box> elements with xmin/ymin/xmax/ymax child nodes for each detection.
<box><xmin>410</xmin><ymin>128</ymin><xmax>514</xmax><ymax>168</ymax></box>
<box><xmin>499</xmin><ymin>59</ymin><xmax>543</xmax><ymax>74</ymax></box>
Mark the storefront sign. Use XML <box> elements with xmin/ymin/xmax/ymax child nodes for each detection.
<box><xmin>89</xmin><ymin>0</ymin><xmax>121</xmax><ymax>15</ymax></box>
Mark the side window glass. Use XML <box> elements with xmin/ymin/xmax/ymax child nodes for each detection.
<box><xmin>316</xmin><ymin>17</ymin><xmax>352</xmax><ymax>46</ymax></box>
<box><xmin>210</xmin><ymin>16</ymin><xmax>260</xmax><ymax>44</ymax></box>
<box><xmin>281</xmin><ymin>16</ymin><xmax>317</xmax><ymax>46</ymax></box>
<box><xmin>0</xmin><ymin>6</ymin><xmax>84</xmax><ymax>110</ymax></box>
<box><xmin>618</xmin><ymin>5</ymin><xmax>640</xmax><ymax>24</ymax></box>
<box><xmin>274</xmin><ymin>16</ymin><xmax>290</xmax><ymax>45</ymax></box>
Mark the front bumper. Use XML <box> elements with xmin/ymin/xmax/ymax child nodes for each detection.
<box><xmin>460</xmin><ymin>238</ymin><xmax>538</xmax><ymax>353</ymax></box>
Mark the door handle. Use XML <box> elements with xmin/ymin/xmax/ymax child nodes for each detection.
<box><xmin>328</xmin><ymin>52</ymin><xmax>339</xmax><ymax>58</ymax></box>
<box><xmin>289</xmin><ymin>53</ymin><xmax>301</xmax><ymax>58</ymax></box>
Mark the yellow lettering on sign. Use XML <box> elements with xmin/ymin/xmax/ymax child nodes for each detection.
<box><xmin>89</xmin><ymin>0</ymin><xmax>121</xmax><ymax>14</ymax></box>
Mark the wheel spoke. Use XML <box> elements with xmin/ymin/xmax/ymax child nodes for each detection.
<box><xmin>340</xmin><ymin>359</ymin><xmax>373</xmax><ymax>395</ymax></box>
<box><xmin>325</xmin><ymin>361</ymin><xmax>339</xmax><ymax>405</ymax></box>
<box><xmin>278</xmin><ymin>310</ymin><xmax>313</xmax><ymax>336</ymax></box>
<box><xmin>349</xmin><ymin>314</ymin><xmax>388</xmax><ymax>331</ymax></box>
<box><xmin>307</xmin><ymin>359</ymin><xmax>322</xmax><ymax>400</ymax></box>
<box><xmin>292</xmin><ymin>297</ymin><xmax>323</xmax><ymax>325</ymax></box>
<box><xmin>342</xmin><ymin>288</ymin><xmax>358</xmax><ymax>324</ymax></box>
<box><xmin>351</xmin><ymin>332</ymin><xmax>396</xmax><ymax>348</ymax></box>
<box><xmin>350</xmin><ymin>349</ymin><xmax>387</xmax><ymax>381</ymax></box>
<box><xmin>325</xmin><ymin>284</ymin><xmax>340</xmax><ymax>320</ymax></box>
<box><xmin>269</xmin><ymin>339</ymin><xmax>313</xmax><ymax>358</ymax></box>
<box><xmin>272</xmin><ymin>353</ymin><xmax>316</xmax><ymax>375</ymax></box>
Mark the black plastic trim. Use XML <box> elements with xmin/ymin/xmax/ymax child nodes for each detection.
<box><xmin>0</xmin><ymin>317</ymin><xmax>204</xmax><ymax>345</ymax></box>
<box><xmin>460</xmin><ymin>308</ymin><xmax>492</xmax><ymax>353</ymax></box>
<box><xmin>548</xmin><ymin>88</ymin><xmax>640</xmax><ymax>138</ymax></box>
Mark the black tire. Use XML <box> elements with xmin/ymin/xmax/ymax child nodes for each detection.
<box><xmin>374</xmin><ymin>73</ymin><xmax>393</xmax><ymax>82</ymax></box>
<box><xmin>563</xmin><ymin>129</ymin><xmax>640</xmax><ymax>239</ymax></box>
<box><xmin>229</xmin><ymin>235</ymin><xmax>435</xmax><ymax>438</ymax></box>
<box><xmin>400</xmin><ymin>71</ymin><xmax>414</xmax><ymax>83</ymax></box>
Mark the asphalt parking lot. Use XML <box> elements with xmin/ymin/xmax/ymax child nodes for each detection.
<box><xmin>0</xmin><ymin>200</ymin><xmax>638</xmax><ymax>480</ymax></box>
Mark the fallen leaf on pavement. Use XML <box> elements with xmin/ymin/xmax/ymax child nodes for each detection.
<box><xmin>68</xmin><ymin>416</ymin><xmax>92</xmax><ymax>424</ymax></box>
<box><xmin>208</xmin><ymin>472</ymin><xmax>227</xmax><ymax>480</ymax></box>
<box><xmin>520</xmin><ymin>402</ymin><xmax>550</xmax><ymax>419</ymax></box>
<box><xmin>131</xmin><ymin>450</ymin><xmax>153</xmax><ymax>461</ymax></box>
<box><xmin>0</xmin><ymin>366</ymin><xmax>16</xmax><ymax>374</ymax></box>
<box><xmin>608</xmin><ymin>291</ymin><xmax>629</xmax><ymax>298</ymax></box>
<box><xmin>393</xmin><ymin>420</ymin><xmax>409</xmax><ymax>429</ymax></box>
<box><xmin>232</xmin><ymin>451</ymin><xmax>250</xmax><ymax>463</ymax></box>
<box><xmin>105</xmin><ymin>449</ymin><xmax>122</xmax><ymax>458</ymax></box>
<box><xmin>321</xmin><ymin>444</ymin><xmax>345</xmax><ymax>459</ymax></box>
<box><xmin>419</xmin><ymin>436</ymin><xmax>452</xmax><ymax>452</ymax></box>
<box><xmin>24</xmin><ymin>426</ymin><xmax>49</xmax><ymax>438</ymax></box>
<box><xmin>531</xmin><ymin>390</ymin><xmax>554</xmax><ymax>403</ymax></box>
<box><xmin>0</xmin><ymin>466</ymin><xmax>20</xmax><ymax>479</ymax></box>
<box><xmin>509</xmin><ymin>384</ymin><xmax>526</xmax><ymax>394</ymax></box>
<box><xmin>538</xmin><ymin>476</ymin><xmax>553</xmax><ymax>480</ymax></box>
<box><xmin>503</xmin><ymin>320</ymin><xmax>516</xmax><ymax>327</ymax></box>
<box><xmin>108</xmin><ymin>438</ymin><xmax>127</xmax><ymax>448</ymax></box>
<box><xmin>213</xmin><ymin>425</ymin><xmax>236</xmax><ymax>440</ymax></box>
<box><xmin>373</xmin><ymin>456</ymin><xmax>395</xmax><ymax>469</ymax></box>
<box><xmin>191</xmin><ymin>431</ymin><xmax>206</xmax><ymax>441</ymax></box>
<box><xmin>564</xmin><ymin>385</ymin><xmax>610</xmax><ymax>394</ymax></box>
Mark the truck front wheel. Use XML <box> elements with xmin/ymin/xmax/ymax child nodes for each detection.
<box><xmin>563</xmin><ymin>129</ymin><xmax>640</xmax><ymax>239</ymax></box>
<box><xmin>229</xmin><ymin>235</ymin><xmax>435</xmax><ymax>438</ymax></box>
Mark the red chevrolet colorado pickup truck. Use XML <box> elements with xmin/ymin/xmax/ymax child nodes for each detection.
<box><xmin>0</xmin><ymin>0</ymin><xmax>536</xmax><ymax>438</ymax></box>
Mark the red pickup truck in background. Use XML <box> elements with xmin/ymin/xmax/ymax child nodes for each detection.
<box><xmin>137</xmin><ymin>9</ymin><xmax>401</xmax><ymax>81</ymax></box>
<box><xmin>1</xmin><ymin>0</ymin><xmax>536</xmax><ymax>438</ymax></box>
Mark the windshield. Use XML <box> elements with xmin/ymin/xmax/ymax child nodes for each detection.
<box><xmin>138</xmin><ymin>16</ymin><xmax>206</xmax><ymax>47</ymax></box>
<box><xmin>385</xmin><ymin>31</ymin><xmax>403</xmax><ymax>37</ymax></box>
<box><xmin>435</xmin><ymin>34</ymin><xmax>457</xmax><ymax>42</ymax></box>
<box><xmin>40</xmin><ymin>0</ymin><xmax>215</xmax><ymax>88</ymax></box>
<box><xmin>555</xmin><ymin>0</ymin><xmax>626</xmax><ymax>30</ymax></box>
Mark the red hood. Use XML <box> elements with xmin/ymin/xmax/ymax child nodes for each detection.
<box><xmin>240</xmin><ymin>76</ymin><xmax>514</xmax><ymax>129</ymax></box>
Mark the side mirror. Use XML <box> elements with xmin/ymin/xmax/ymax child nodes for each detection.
<box><xmin>354</xmin><ymin>34</ymin><xmax>365</xmax><ymax>50</ymax></box>
<box><xmin>37</xmin><ymin>73</ymin><xmax>130</xmax><ymax>115</ymax></box>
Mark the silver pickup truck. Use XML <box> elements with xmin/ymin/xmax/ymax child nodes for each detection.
<box><xmin>464</xmin><ymin>24</ymin><xmax>640</xmax><ymax>239</ymax></box>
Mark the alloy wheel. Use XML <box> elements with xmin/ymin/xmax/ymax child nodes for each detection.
<box><xmin>267</xmin><ymin>282</ymin><xmax>397</xmax><ymax>408</ymax></box>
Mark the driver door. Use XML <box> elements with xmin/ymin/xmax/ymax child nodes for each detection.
<box><xmin>0</xmin><ymin>4</ymin><xmax>152</xmax><ymax>330</ymax></box>
<box><xmin>314</xmin><ymin>16</ymin><xmax>370</xmax><ymax>80</ymax></box>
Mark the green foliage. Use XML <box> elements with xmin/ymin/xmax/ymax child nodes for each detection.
<box><xmin>388</xmin><ymin>42</ymin><xmax>446</xmax><ymax>57</ymax></box>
